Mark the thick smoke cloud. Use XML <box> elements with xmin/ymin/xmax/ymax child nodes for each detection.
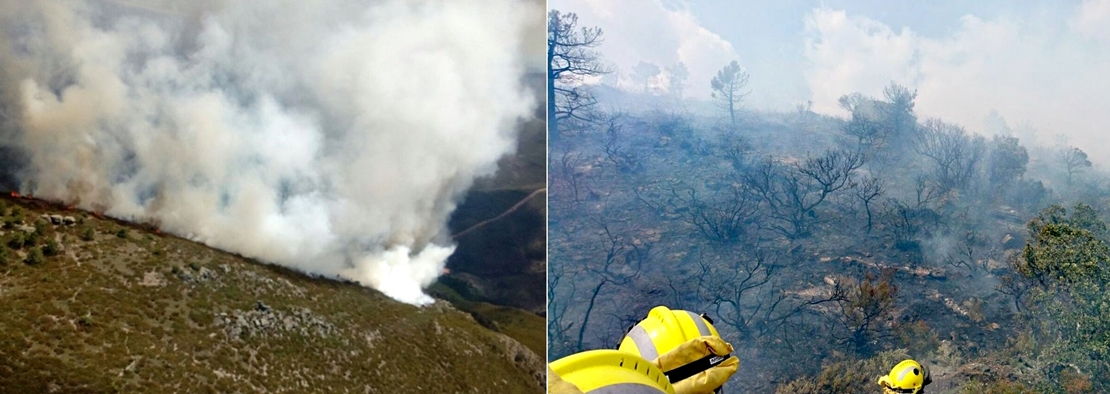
<box><xmin>0</xmin><ymin>0</ymin><xmax>536</xmax><ymax>305</ymax></box>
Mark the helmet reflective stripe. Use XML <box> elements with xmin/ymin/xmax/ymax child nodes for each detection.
<box><xmin>550</xmin><ymin>349</ymin><xmax>677</xmax><ymax>394</ymax></box>
<box><xmin>625</xmin><ymin>325</ymin><xmax>660</xmax><ymax>361</ymax></box>
<box><xmin>587</xmin><ymin>383</ymin><xmax>669</xmax><ymax>394</ymax></box>
<box><xmin>882</xmin><ymin>359</ymin><xmax>927</xmax><ymax>392</ymax></box>
<box><xmin>896</xmin><ymin>365</ymin><xmax>919</xmax><ymax>382</ymax></box>
<box><xmin>620</xmin><ymin>307</ymin><xmax>721</xmax><ymax>361</ymax></box>
<box><xmin>684</xmin><ymin>311</ymin><xmax>711</xmax><ymax>336</ymax></box>
<box><xmin>624</xmin><ymin>312</ymin><xmax>708</xmax><ymax>362</ymax></box>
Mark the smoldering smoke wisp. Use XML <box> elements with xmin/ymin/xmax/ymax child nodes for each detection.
<box><xmin>0</xmin><ymin>0</ymin><xmax>537</xmax><ymax>305</ymax></box>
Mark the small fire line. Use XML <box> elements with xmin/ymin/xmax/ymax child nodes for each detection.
<box><xmin>450</xmin><ymin>188</ymin><xmax>545</xmax><ymax>239</ymax></box>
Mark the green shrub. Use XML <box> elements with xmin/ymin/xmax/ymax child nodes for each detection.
<box><xmin>1013</xmin><ymin>205</ymin><xmax>1110</xmax><ymax>392</ymax></box>
<box><xmin>80</xmin><ymin>227</ymin><xmax>95</xmax><ymax>241</ymax></box>
<box><xmin>6</xmin><ymin>232</ymin><xmax>25</xmax><ymax>250</ymax></box>
<box><xmin>77</xmin><ymin>314</ymin><xmax>93</xmax><ymax>327</ymax></box>
<box><xmin>24</xmin><ymin>247</ymin><xmax>44</xmax><ymax>265</ymax></box>
<box><xmin>24</xmin><ymin>227</ymin><xmax>41</xmax><ymax>247</ymax></box>
<box><xmin>116</xmin><ymin>229</ymin><xmax>128</xmax><ymax>239</ymax></box>
<box><xmin>33</xmin><ymin>219</ymin><xmax>49</xmax><ymax>234</ymax></box>
<box><xmin>42</xmin><ymin>239</ymin><xmax>60</xmax><ymax>257</ymax></box>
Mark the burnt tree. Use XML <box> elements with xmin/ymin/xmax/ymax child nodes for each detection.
<box><xmin>913</xmin><ymin>119</ymin><xmax>986</xmax><ymax>192</ymax></box>
<box><xmin>548</xmin><ymin>10</ymin><xmax>610</xmax><ymax>139</ymax></box>
<box><xmin>744</xmin><ymin>149</ymin><xmax>864</xmax><ymax>239</ymax></box>
<box><xmin>668</xmin><ymin>183</ymin><xmax>760</xmax><ymax>245</ymax></box>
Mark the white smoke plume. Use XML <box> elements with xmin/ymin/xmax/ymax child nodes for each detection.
<box><xmin>0</xmin><ymin>0</ymin><xmax>538</xmax><ymax>305</ymax></box>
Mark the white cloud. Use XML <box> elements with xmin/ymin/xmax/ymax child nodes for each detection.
<box><xmin>803</xmin><ymin>6</ymin><xmax>1110</xmax><ymax>163</ymax></box>
<box><xmin>803</xmin><ymin>8</ymin><xmax>920</xmax><ymax>114</ymax></box>
<box><xmin>1072</xmin><ymin>0</ymin><xmax>1110</xmax><ymax>41</ymax></box>
<box><xmin>552</xmin><ymin>0</ymin><xmax>739</xmax><ymax>98</ymax></box>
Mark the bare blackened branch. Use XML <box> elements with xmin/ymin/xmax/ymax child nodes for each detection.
<box><xmin>549</xmin><ymin>10</ymin><xmax>612</xmax><ymax>136</ymax></box>
<box><xmin>742</xmin><ymin>150</ymin><xmax>863</xmax><ymax>238</ymax></box>
<box><xmin>914</xmin><ymin>119</ymin><xmax>986</xmax><ymax>191</ymax></box>
<box><xmin>669</xmin><ymin>184</ymin><xmax>759</xmax><ymax>245</ymax></box>
<box><xmin>854</xmin><ymin>176</ymin><xmax>884</xmax><ymax>234</ymax></box>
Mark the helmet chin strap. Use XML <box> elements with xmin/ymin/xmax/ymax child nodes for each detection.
<box><xmin>663</xmin><ymin>353</ymin><xmax>731</xmax><ymax>383</ymax></box>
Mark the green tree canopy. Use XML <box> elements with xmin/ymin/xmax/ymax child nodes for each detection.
<box><xmin>710</xmin><ymin>60</ymin><xmax>749</xmax><ymax>126</ymax></box>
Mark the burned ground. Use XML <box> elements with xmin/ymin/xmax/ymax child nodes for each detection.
<box><xmin>548</xmin><ymin>85</ymin><xmax>1110</xmax><ymax>393</ymax></box>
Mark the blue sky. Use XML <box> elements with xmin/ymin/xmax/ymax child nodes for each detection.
<box><xmin>549</xmin><ymin>0</ymin><xmax>1110</xmax><ymax>160</ymax></box>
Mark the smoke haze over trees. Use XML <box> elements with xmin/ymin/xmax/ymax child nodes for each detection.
<box><xmin>549</xmin><ymin>0</ymin><xmax>1110</xmax><ymax>163</ymax></box>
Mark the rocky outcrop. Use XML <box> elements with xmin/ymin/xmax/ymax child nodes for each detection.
<box><xmin>496</xmin><ymin>332</ymin><xmax>546</xmax><ymax>390</ymax></box>
<box><xmin>214</xmin><ymin>301</ymin><xmax>337</xmax><ymax>339</ymax></box>
<box><xmin>39</xmin><ymin>214</ymin><xmax>76</xmax><ymax>226</ymax></box>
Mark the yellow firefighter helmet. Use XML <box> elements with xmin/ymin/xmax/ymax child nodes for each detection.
<box><xmin>617</xmin><ymin>306</ymin><xmax>722</xmax><ymax>360</ymax></box>
<box><xmin>877</xmin><ymin>359</ymin><xmax>931</xmax><ymax>394</ymax></box>
<box><xmin>617</xmin><ymin>306</ymin><xmax>737</xmax><ymax>394</ymax></box>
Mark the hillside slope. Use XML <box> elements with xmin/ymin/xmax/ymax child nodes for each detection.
<box><xmin>0</xmin><ymin>196</ymin><xmax>543</xmax><ymax>393</ymax></box>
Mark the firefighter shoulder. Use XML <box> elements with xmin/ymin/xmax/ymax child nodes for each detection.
<box><xmin>877</xmin><ymin>359</ymin><xmax>932</xmax><ymax>394</ymax></box>
<box><xmin>549</xmin><ymin>306</ymin><xmax>738</xmax><ymax>394</ymax></box>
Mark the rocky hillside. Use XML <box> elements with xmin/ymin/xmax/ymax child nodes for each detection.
<box><xmin>0</xmin><ymin>195</ymin><xmax>544</xmax><ymax>393</ymax></box>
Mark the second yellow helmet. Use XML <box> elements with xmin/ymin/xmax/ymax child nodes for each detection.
<box><xmin>877</xmin><ymin>359</ymin><xmax>931</xmax><ymax>393</ymax></box>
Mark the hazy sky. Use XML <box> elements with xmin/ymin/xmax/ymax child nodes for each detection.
<box><xmin>549</xmin><ymin>0</ymin><xmax>1110</xmax><ymax>160</ymax></box>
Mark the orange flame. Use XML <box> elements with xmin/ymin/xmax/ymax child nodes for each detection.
<box><xmin>10</xmin><ymin>192</ymin><xmax>18</xmax><ymax>198</ymax></box>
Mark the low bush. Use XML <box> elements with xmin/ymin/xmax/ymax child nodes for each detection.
<box><xmin>6</xmin><ymin>232</ymin><xmax>25</xmax><ymax>250</ymax></box>
<box><xmin>80</xmin><ymin>227</ymin><xmax>95</xmax><ymax>241</ymax></box>
<box><xmin>43</xmin><ymin>239</ymin><xmax>60</xmax><ymax>257</ymax></box>
<box><xmin>24</xmin><ymin>247</ymin><xmax>44</xmax><ymax>265</ymax></box>
<box><xmin>775</xmin><ymin>349</ymin><xmax>911</xmax><ymax>394</ymax></box>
